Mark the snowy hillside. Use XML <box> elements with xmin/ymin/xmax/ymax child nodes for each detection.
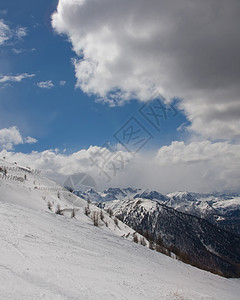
<box><xmin>1</xmin><ymin>160</ymin><xmax>240</xmax><ymax>299</ymax></box>
<box><xmin>0</xmin><ymin>160</ymin><xmax>143</xmax><ymax>242</ymax></box>
<box><xmin>99</xmin><ymin>197</ymin><xmax>240</xmax><ymax>277</ymax></box>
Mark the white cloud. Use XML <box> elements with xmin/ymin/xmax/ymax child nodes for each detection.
<box><xmin>1</xmin><ymin>141</ymin><xmax>239</xmax><ymax>193</ymax></box>
<box><xmin>12</xmin><ymin>48</ymin><xmax>23</xmax><ymax>54</ymax></box>
<box><xmin>0</xmin><ymin>73</ymin><xmax>35</xmax><ymax>84</ymax></box>
<box><xmin>154</xmin><ymin>141</ymin><xmax>240</xmax><ymax>192</ymax></box>
<box><xmin>52</xmin><ymin>0</ymin><xmax>240</xmax><ymax>140</ymax></box>
<box><xmin>25</xmin><ymin>136</ymin><xmax>38</xmax><ymax>144</ymax></box>
<box><xmin>0</xmin><ymin>20</ymin><xmax>28</xmax><ymax>46</ymax></box>
<box><xmin>12</xmin><ymin>47</ymin><xmax>36</xmax><ymax>55</ymax></box>
<box><xmin>0</xmin><ymin>126</ymin><xmax>37</xmax><ymax>150</ymax></box>
<box><xmin>0</xmin><ymin>19</ymin><xmax>11</xmax><ymax>45</ymax></box>
<box><xmin>15</xmin><ymin>27</ymin><xmax>27</xmax><ymax>39</ymax></box>
<box><xmin>0</xmin><ymin>127</ymin><xmax>23</xmax><ymax>150</ymax></box>
<box><xmin>37</xmin><ymin>80</ymin><xmax>54</xmax><ymax>89</ymax></box>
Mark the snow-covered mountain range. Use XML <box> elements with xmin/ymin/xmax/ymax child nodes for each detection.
<box><xmin>167</xmin><ymin>191</ymin><xmax>240</xmax><ymax>235</ymax></box>
<box><xmin>78</xmin><ymin>188</ymin><xmax>240</xmax><ymax>236</ymax></box>
<box><xmin>77</xmin><ymin>187</ymin><xmax>240</xmax><ymax>277</ymax></box>
<box><xmin>1</xmin><ymin>159</ymin><xmax>240</xmax><ymax>299</ymax></box>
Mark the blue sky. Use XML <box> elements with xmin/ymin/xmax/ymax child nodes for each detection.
<box><xmin>0</xmin><ymin>0</ymin><xmax>239</xmax><ymax>193</ymax></box>
<box><xmin>0</xmin><ymin>0</ymin><xmax>187</xmax><ymax>155</ymax></box>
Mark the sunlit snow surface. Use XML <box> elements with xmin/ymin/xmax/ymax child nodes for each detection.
<box><xmin>0</xmin><ymin>160</ymin><xmax>240</xmax><ymax>299</ymax></box>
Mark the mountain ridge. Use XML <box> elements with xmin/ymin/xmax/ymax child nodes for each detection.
<box><xmin>76</xmin><ymin>187</ymin><xmax>240</xmax><ymax>236</ymax></box>
<box><xmin>98</xmin><ymin>197</ymin><xmax>240</xmax><ymax>277</ymax></box>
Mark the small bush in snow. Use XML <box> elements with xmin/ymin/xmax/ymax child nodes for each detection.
<box><xmin>92</xmin><ymin>211</ymin><xmax>99</xmax><ymax>226</ymax></box>
<box><xmin>107</xmin><ymin>208</ymin><xmax>113</xmax><ymax>217</ymax></box>
<box><xmin>47</xmin><ymin>201</ymin><xmax>52</xmax><ymax>211</ymax></box>
<box><xmin>133</xmin><ymin>233</ymin><xmax>139</xmax><ymax>244</ymax></box>
<box><xmin>55</xmin><ymin>204</ymin><xmax>63</xmax><ymax>215</ymax></box>
<box><xmin>140</xmin><ymin>237</ymin><xmax>147</xmax><ymax>246</ymax></box>
<box><xmin>114</xmin><ymin>217</ymin><xmax>119</xmax><ymax>227</ymax></box>
<box><xmin>71</xmin><ymin>209</ymin><xmax>76</xmax><ymax>218</ymax></box>
<box><xmin>84</xmin><ymin>206</ymin><xmax>91</xmax><ymax>216</ymax></box>
<box><xmin>149</xmin><ymin>240</ymin><xmax>154</xmax><ymax>250</ymax></box>
<box><xmin>155</xmin><ymin>244</ymin><xmax>171</xmax><ymax>256</ymax></box>
<box><xmin>100</xmin><ymin>210</ymin><xmax>104</xmax><ymax>221</ymax></box>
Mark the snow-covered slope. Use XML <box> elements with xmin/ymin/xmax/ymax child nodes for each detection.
<box><xmin>2</xmin><ymin>202</ymin><xmax>240</xmax><ymax>300</ymax></box>
<box><xmin>0</xmin><ymin>160</ymin><xmax>143</xmax><ymax>242</ymax></box>
<box><xmin>0</xmin><ymin>159</ymin><xmax>78</xmax><ymax>209</ymax></box>
<box><xmin>1</xmin><ymin>161</ymin><xmax>240</xmax><ymax>299</ymax></box>
<box><xmin>99</xmin><ymin>197</ymin><xmax>240</xmax><ymax>277</ymax></box>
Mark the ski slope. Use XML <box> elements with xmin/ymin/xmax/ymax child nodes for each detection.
<box><xmin>0</xmin><ymin>160</ymin><xmax>240</xmax><ymax>299</ymax></box>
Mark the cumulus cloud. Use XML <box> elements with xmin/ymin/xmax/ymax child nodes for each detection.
<box><xmin>37</xmin><ymin>80</ymin><xmax>54</xmax><ymax>89</ymax></box>
<box><xmin>1</xmin><ymin>141</ymin><xmax>239</xmax><ymax>193</ymax></box>
<box><xmin>0</xmin><ymin>126</ymin><xmax>37</xmax><ymax>150</ymax></box>
<box><xmin>0</xmin><ymin>127</ymin><xmax>23</xmax><ymax>150</ymax></box>
<box><xmin>0</xmin><ymin>73</ymin><xmax>35</xmax><ymax>84</ymax></box>
<box><xmin>52</xmin><ymin>0</ymin><xmax>240</xmax><ymax>140</ymax></box>
<box><xmin>155</xmin><ymin>141</ymin><xmax>240</xmax><ymax>192</ymax></box>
